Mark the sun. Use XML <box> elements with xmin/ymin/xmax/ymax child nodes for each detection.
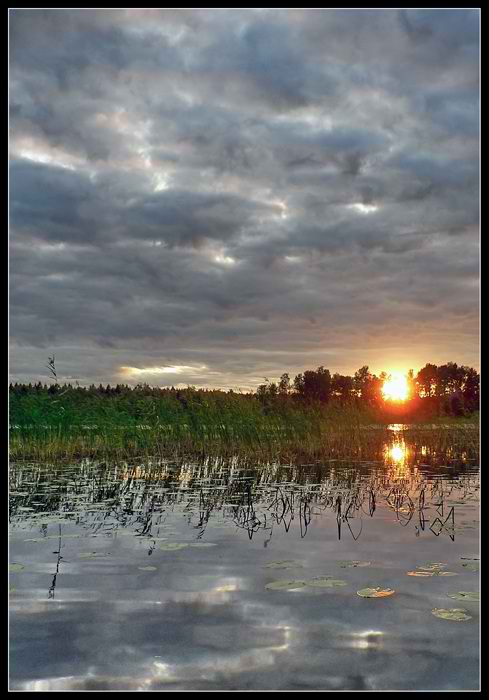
<box><xmin>382</xmin><ymin>374</ymin><xmax>409</xmax><ymax>402</ymax></box>
<box><xmin>390</xmin><ymin>445</ymin><xmax>406</xmax><ymax>462</ymax></box>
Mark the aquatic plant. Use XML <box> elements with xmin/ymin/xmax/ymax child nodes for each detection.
<box><xmin>431</xmin><ymin>608</ymin><xmax>472</xmax><ymax>621</ymax></box>
<box><xmin>357</xmin><ymin>587</ymin><xmax>395</xmax><ymax>598</ymax></box>
<box><xmin>9</xmin><ymin>386</ymin><xmax>479</xmax><ymax>462</ymax></box>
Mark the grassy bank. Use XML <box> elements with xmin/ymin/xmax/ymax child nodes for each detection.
<box><xmin>9</xmin><ymin>389</ymin><xmax>479</xmax><ymax>462</ymax></box>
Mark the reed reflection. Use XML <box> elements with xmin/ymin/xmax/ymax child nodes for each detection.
<box><xmin>9</xmin><ymin>449</ymin><xmax>479</xmax><ymax>552</ymax></box>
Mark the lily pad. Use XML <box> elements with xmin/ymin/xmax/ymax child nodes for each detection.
<box><xmin>305</xmin><ymin>576</ymin><xmax>348</xmax><ymax>588</ymax></box>
<box><xmin>339</xmin><ymin>561</ymin><xmax>370</xmax><ymax>568</ymax></box>
<box><xmin>446</xmin><ymin>591</ymin><xmax>479</xmax><ymax>603</ymax></box>
<box><xmin>188</xmin><ymin>542</ymin><xmax>217</xmax><ymax>548</ymax></box>
<box><xmin>357</xmin><ymin>587</ymin><xmax>395</xmax><ymax>598</ymax></box>
<box><xmin>79</xmin><ymin>552</ymin><xmax>110</xmax><ymax>559</ymax></box>
<box><xmin>9</xmin><ymin>564</ymin><xmax>25</xmax><ymax>572</ymax></box>
<box><xmin>461</xmin><ymin>562</ymin><xmax>479</xmax><ymax>572</ymax></box>
<box><xmin>265</xmin><ymin>580</ymin><xmax>306</xmax><ymax>590</ymax></box>
<box><xmin>138</xmin><ymin>566</ymin><xmax>157</xmax><ymax>571</ymax></box>
<box><xmin>432</xmin><ymin>608</ymin><xmax>472</xmax><ymax>621</ymax></box>
<box><xmin>159</xmin><ymin>543</ymin><xmax>190</xmax><ymax>551</ymax></box>
<box><xmin>263</xmin><ymin>560</ymin><xmax>303</xmax><ymax>570</ymax></box>
<box><xmin>416</xmin><ymin>563</ymin><xmax>447</xmax><ymax>572</ymax></box>
<box><xmin>407</xmin><ymin>570</ymin><xmax>458</xmax><ymax>577</ymax></box>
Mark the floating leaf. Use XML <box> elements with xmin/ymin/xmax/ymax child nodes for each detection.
<box><xmin>461</xmin><ymin>562</ymin><xmax>479</xmax><ymax>572</ymax></box>
<box><xmin>407</xmin><ymin>570</ymin><xmax>458</xmax><ymax>577</ymax></box>
<box><xmin>263</xmin><ymin>560</ymin><xmax>303</xmax><ymax>570</ymax></box>
<box><xmin>9</xmin><ymin>564</ymin><xmax>25</xmax><ymax>572</ymax></box>
<box><xmin>417</xmin><ymin>563</ymin><xmax>447</xmax><ymax>572</ymax></box>
<box><xmin>138</xmin><ymin>566</ymin><xmax>157</xmax><ymax>571</ymax></box>
<box><xmin>339</xmin><ymin>561</ymin><xmax>370</xmax><ymax>568</ymax></box>
<box><xmin>357</xmin><ymin>587</ymin><xmax>395</xmax><ymax>598</ymax></box>
<box><xmin>79</xmin><ymin>552</ymin><xmax>110</xmax><ymax>559</ymax></box>
<box><xmin>305</xmin><ymin>576</ymin><xmax>348</xmax><ymax>588</ymax></box>
<box><xmin>266</xmin><ymin>580</ymin><xmax>306</xmax><ymax>590</ymax></box>
<box><xmin>159</xmin><ymin>543</ymin><xmax>189</xmax><ymax>551</ymax></box>
<box><xmin>432</xmin><ymin>608</ymin><xmax>472</xmax><ymax>621</ymax></box>
<box><xmin>189</xmin><ymin>542</ymin><xmax>217</xmax><ymax>548</ymax></box>
<box><xmin>446</xmin><ymin>591</ymin><xmax>479</xmax><ymax>603</ymax></box>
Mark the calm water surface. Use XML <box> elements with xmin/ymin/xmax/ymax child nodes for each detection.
<box><xmin>9</xmin><ymin>437</ymin><xmax>480</xmax><ymax>690</ymax></box>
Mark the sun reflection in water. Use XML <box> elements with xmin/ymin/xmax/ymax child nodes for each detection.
<box><xmin>385</xmin><ymin>439</ymin><xmax>409</xmax><ymax>476</ymax></box>
<box><xmin>213</xmin><ymin>579</ymin><xmax>241</xmax><ymax>593</ymax></box>
<box><xmin>349</xmin><ymin>630</ymin><xmax>384</xmax><ymax>650</ymax></box>
<box><xmin>390</xmin><ymin>445</ymin><xmax>405</xmax><ymax>463</ymax></box>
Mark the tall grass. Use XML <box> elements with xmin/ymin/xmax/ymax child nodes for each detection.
<box><xmin>9</xmin><ymin>390</ymin><xmax>479</xmax><ymax>462</ymax></box>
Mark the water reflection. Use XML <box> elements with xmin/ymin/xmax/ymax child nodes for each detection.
<box><xmin>9</xmin><ymin>434</ymin><xmax>480</xmax><ymax>691</ymax></box>
<box><xmin>9</xmin><ymin>437</ymin><xmax>479</xmax><ymax>548</ymax></box>
<box><xmin>347</xmin><ymin>630</ymin><xmax>384</xmax><ymax>651</ymax></box>
<box><xmin>389</xmin><ymin>444</ymin><xmax>407</xmax><ymax>464</ymax></box>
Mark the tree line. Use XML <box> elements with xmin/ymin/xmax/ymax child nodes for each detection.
<box><xmin>256</xmin><ymin>362</ymin><xmax>479</xmax><ymax>414</ymax></box>
<box><xmin>9</xmin><ymin>361</ymin><xmax>479</xmax><ymax>416</ymax></box>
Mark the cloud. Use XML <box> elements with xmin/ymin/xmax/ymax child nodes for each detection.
<box><xmin>9</xmin><ymin>9</ymin><xmax>479</xmax><ymax>387</ymax></box>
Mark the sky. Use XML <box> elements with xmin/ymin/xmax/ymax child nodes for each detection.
<box><xmin>9</xmin><ymin>9</ymin><xmax>480</xmax><ymax>390</ymax></box>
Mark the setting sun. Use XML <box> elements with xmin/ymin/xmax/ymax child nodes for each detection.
<box><xmin>382</xmin><ymin>374</ymin><xmax>409</xmax><ymax>402</ymax></box>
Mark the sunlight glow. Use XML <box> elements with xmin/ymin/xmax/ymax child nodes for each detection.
<box><xmin>349</xmin><ymin>630</ymin><xmax>384</xmax><ymax>650</ymax></box>
<box><xmin>214</xmin><ymin>253</ymin><xmax>236</xmax><ymax>265</ymax></box>
<box><xmin>385</xmin><ymin>440</ymin><xmax>409</xmax><ymax>476</ymax></box>
<box><xmin>213</xmin><ymin>578</ymin><xmax>241</xmax><ymax>593</ymax></box>
<box><xmin>120</xmin><ymin>365</ymin><xmax>208</xmax><ymax>377</ymax></box>
<box><xmin>390</xmin><ymin>445</ymin><xmax>406</xmax><ymax>462</ymax></box>
<box><xmin>348</xmin><ymin>203</ymin><xmax>378</xmax><ymax>214</ymax></box>
<box><xmin>19</xmin><ymin>149</ymin><xmax>77</xmax><ymax>171</ymax></box>
<box><xmin>152</xmin><ymin>172</ymin><xmax>169</xmax><ymax>192</ymax></box>
<box><xmin>273</xmin><ymin>199</ymin><xmax>288</xmax><ymax>219</ymax></box>
<box><xmin>382</xmin><ymin>374</ymin><xmax>409</xmax><ymax>402</ymax></box>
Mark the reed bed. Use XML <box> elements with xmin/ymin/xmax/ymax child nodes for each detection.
<box><xmin>9</xmin><ymin>391</ymin><xmax>479</xmax><ymax>463</ymax></box>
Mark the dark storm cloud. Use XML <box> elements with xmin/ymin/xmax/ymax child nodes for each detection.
<box><xmin>9</xmin><ymin>9</ymin><xmax>479</xmax><ymax>387</ymax></box>
<box><xmin>10</xmin><ymin>158</ymin><xmax>281</xmax><ymax>248</ymax></box>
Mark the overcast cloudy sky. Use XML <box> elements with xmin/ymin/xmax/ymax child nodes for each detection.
<box><xmin>9</xmin><ymin>9</ymin><xmax>479</xmax><ymax>389</ymax></box>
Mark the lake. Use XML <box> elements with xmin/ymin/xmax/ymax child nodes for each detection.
<box><xmin>9</xmin><ymin>432</ymin><xmax>480</xmax><ymax>690</ymax></box>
